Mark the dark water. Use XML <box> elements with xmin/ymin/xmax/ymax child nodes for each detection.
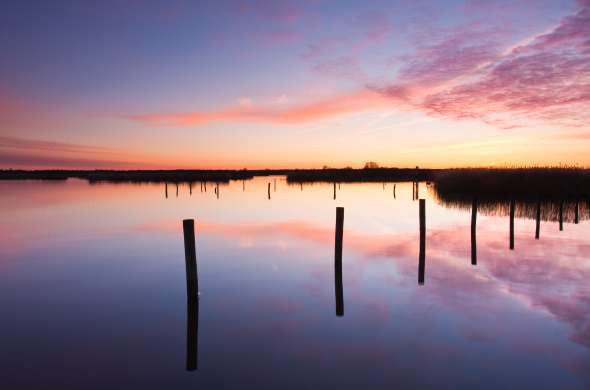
<box><xmin>1</xmin><ymin>178</ymin><xmax>589</xmax><ymax>389</ymax></box>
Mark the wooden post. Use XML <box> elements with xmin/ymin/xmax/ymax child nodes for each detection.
<box><xmin>268</xmin><ymin>183</ymin><xmax>271</xmax><ymax>199</ymax></box>
<box><xmin>333</xmin><ymin>182</ymin><xmax>336</xmax><ymax>200</ymax></box>
<box><xmin>335</xmin><ymin>207</ymin><xmax>344</xmax><ymax>316</ymax></box>
<box><xmin>418</xmin><ymin>199</ymin><xmax>426</xmax><ymax>285</ymax></box>
<box><xmin>165</xmin><ymin>183</ymin><xmax>168</xmax><ymax>199</ymax></box>
<box><xmin>415</xmin><ymin>182</ymin><xmax>419</xmax><ymax>199</ymax></box>
<box><xmin>393</xmin><ymin>184</ymin><xmax>396</xmax><ymax>199</ymax></box>
<box><xmin>216</xmin><ymin>183</ymin><xmax>219</xmax><ymax>199</ymax></box>
<box><xmin>575</xmin><ymin>201</ymin><xmax>579</xmax><ymax>224</ymax></box>
<box><xmin>471</xmin><ymin>199</ymin><xmax>477</xmax><ymax>266</ymax></box>
<box><xmin>535</xmin><ymin>202</ymin><xmax>541</xmax><ymax>240</ymax></box>
<box><xmin>189</xmin><ymin>182</ymin><xmax>192</xmax><ymax>196</ymax></box>
<box><xmin>559</xmin><ymin>201</ymin><xmax>564</xmax><ymax>231</ymax></box>
<box><xmin>176</xmin><ymin>183</ymin><xmax>179</xmax><ymax>197</ymax></box>
<box><xmin>186</xmin><ymin>296</ymin><xmax>199</xmax><ymax>371</ymax></box>
<box><xmin>183</xmin><ymin>219</ymin><xmax>198</xmax><ymax>300</ymax></box>
<box><xmin>509</xmin><ymin>200</ymin><xmax>515</xmax><ymax>250</ymax></box>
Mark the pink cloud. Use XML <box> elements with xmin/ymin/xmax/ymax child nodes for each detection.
<box><xmin>127</xmin><ymin>90</ymin><xmax>391</xmax><ymax>126</ymax></box>
<box><xmin>378</xmin><ymin>2</ymin><xmax>590</xmax><ymax>127</ymax></box>
<box><xmin>126</xmin><ymin>3</ymin><xmax>590</xmax><ymax>129</ymax></box>
<box><xmin>0</xmin><ymin>136</ymin><xmax>114</xmax><ymax>155</ymax></box>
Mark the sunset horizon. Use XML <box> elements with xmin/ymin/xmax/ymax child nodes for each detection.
<box><xmin>2</xmin><ymin>2</ymin><xmax>590</xmax><ymax>389</ymax></box>
<box><xmin>2</xmin><ymin>0</ymin><xmax>589</xmax><ymax>169</ymax></box>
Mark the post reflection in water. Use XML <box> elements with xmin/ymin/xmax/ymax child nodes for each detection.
<box><xmin>335</xmin><ymin>207</ymin><xmax>344</xmax><ymax>317</ymax></box>
<box><xmin>509</xmin><ymin>200</ymin><xmax>515</xmax><ymax>250</ymax></box>
<box><xmin>535</xmin><ymin>202</ymin><xmax>541</xmax><ymax>240</ymax></box>
<box><xmin>471</xmin><ymin>199</ymin><xmax>477</xmax><ymax>266</ymax></box>
<box><xmin>186</xmin><ymin>296</ymin><xmax>199</xmax><ymax>371</ymax></box>
<box><xmin>559</xmin><ymin>201</ymin><xmax>564</xmax><ymax>231</ymax></box>
<box><xmin>418</xmin><ymin>199</ymin><xmax>426</xmax><ymax>285</ymax></box>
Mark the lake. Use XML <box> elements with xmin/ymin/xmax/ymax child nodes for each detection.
<box><xmin>1</xmin><ymin>177</ymin><xmax>589</xmax><ymax>389</ymax></box>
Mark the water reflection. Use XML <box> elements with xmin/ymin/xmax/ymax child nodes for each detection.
<box><xmin>186</xmin><ymin>297</ymin><xmax>199</xmax><ymax>371</ymax></box>
<box><xmin>418</xmin><ymin>199</ymin><xmax>426</xmax><ymax>285</ymax></box>
<box><xmin>1</xmin><ymin>179</ymin><xmax>590</xmax><ymax>388</ymax></box>
<box><xmin>471</xmin><ymin>199</ymin><xmax>477</xmax><ymax>265</ymax></box>
<box><xmin>509</xmin><ymin>200</ymin><xmax>515</xmax><ymax>250</ymax></box>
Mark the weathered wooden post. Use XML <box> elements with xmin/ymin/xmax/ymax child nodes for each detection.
<box><xmin>216</xmin><ymin>183</ymin><xmax>219</xmax><ymax>199</ymax></box>
<box><xmin>184</xmin><ymin>218</ymin><xmax>199</xmax><ymax>371</ymax></box>
<box><xmin>415</xmin><ymin>181</ymin><xmax>419</xmax><ymax>199</ymax></box>
<box><xmin>509</xmin><ymin>200</ymin><xmax>515</xmax><ymax>250</ymax></box>
<box><xmin>393</xmin><ymin>184</ymin><xmax>396</xmax><ymax>199</ymax></box>
<box><xmin>418</xmin><ymin>199</ymin><xmax>426</xmax><ymax>285</ymax></box>
<box><xmin>186</xmin><ymin>296</ymin><xmax>199</xmax><ymax>371</ymax></box>
<box><xmin>535</xmin><ymin>202</ymin><xmax>541</xmax><ymax>240</ymax></box>
<box><xmin>333</xmin><ymin>182</ymin><xmax>336</xmax><ymax>200</ymax></box>
<box><xmin>189</xmin><ymin>182</ymin><xmax>192</xmax><ymax>196</ymax></box>
<box><xmin>471</xmin><ymin>199</ymin><xmax>477</xmax><ymax>266</ymax></box>
<box><xmin>575</xmin><ymin>201</ymin><xmax>579</xmax><ymax>224</ymax></box>
<box><xmin>183</xmin><ymin>219</ymin><xmax>199</xmax><ymax>300</ymax></box>
<box><xmin>165</xmin><ymin>183</ymin><xmax>168</xmax><ymax>199</ymax></box>
<box><xmin>559</xmin><ymin>201</ymin><xmax>564</xmax><ymax>231</ymax></box>
<box><xmin>268</xmin><ymin>182</ymin><xmax>271</xmax><ymax>199</ymax></box>
<box><xmin>335</xmin><ymin>207</ymin><xmax>344</xmax><ymax>316</ymax></box>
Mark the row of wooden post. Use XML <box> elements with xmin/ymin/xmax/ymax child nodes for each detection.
<box><xmin>167</xmin><ymin>181</ymin><xmax>422</xmax><ymax>201</ymax></box>
<box><xmin>181</xmin><ymin>196</ymin><xmax>586</xmax><ymax>366</ymax></box>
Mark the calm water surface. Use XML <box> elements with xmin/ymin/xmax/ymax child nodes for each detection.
<box><xmin>1</xmin><ymin>177</ymin><xmax>589</xmax><ymax>389</ymax></box>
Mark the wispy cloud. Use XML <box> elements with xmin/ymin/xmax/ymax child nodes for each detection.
<box><xmin>126</xmin><ymin>2</ymin><xmax>590</xmax><ymax>129</ymax></box>
<box><xmin>127</xmin><ymin>90</ymin><xmax>391</xmax><ymax>126</ymax></box>
<box><xmin>0</xmin><ymin>136</ymin><xmax>114</xmax><ymax>155</ymax></box>
<box><xmin>0</xmin><ymin>136</ymin><xmax>150</xmax><ymax>169</ymax></box>
<box><xmin>378</xmin><ymin>1</ymin><xmax>590</xmax><ymax>127</ymax></box>
<box><xmin>0</xmin><ymin>151</ymin><xmax>136</xmax><ymax>169</ymax></box>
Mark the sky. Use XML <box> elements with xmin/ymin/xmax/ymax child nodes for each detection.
<box><xmin>1</xmin><ymin>0</ymin><xmax>589</xmax><ymax>169</ymax></box>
